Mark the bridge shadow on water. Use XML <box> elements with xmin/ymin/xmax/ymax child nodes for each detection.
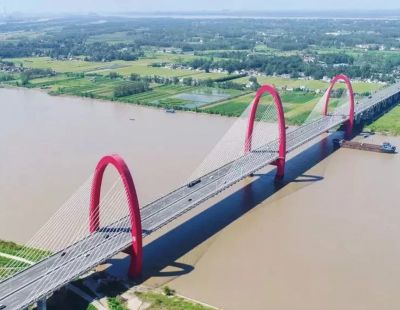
<box><xmin>137</xmin><ymin>131</ymin><xmax>343</xmax><ymax>283</ymax></box>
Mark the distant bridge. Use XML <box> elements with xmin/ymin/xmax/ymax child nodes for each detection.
<box><xmin>1</xmin><ymin>75</ymin><xmax>399</xmax><ymax>309</ymax></box>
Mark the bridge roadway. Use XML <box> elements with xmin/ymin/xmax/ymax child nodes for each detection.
<box><xmin>1</xmin><ymin>82</ymin><xmax>400</xmax><ymax>309</ymax></box>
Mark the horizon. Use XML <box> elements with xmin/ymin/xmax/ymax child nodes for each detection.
<box><xmin>2</xmin><ymin>9</ymin><xmax>400</xmax><ymax>19</ymax></box>
<box><xmin>0</xmin><ymin>0</ymin><xmax>399</xmax><ymax>15</ymax></box>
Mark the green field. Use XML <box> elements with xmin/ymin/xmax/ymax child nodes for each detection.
<box><xmin>366</xmin><ymin>104</ymin><xmax>400</xmax><ymax>135</ymax></box>
<box><xmin>234</xmin><ymin>76</ymin><xmax>383</xmax><ymax>93</ymax></box>
<box><xmin>7</xmin><ymin>70</ymin><xmax>245</xmax><ymax>109</ymax></box>
<box><xmin>0</xmin><ymin>240</ymin><xmax>50</xmax><ymax>262</ymax></box>
<box><xmin>0</xmin><ymin>240</ymin><xmax>51</xmax><ymax>279</ymax></box>
<box><xmin>136</xmin><ymin>291</ymin><xmax>214</xmax><ymax>310</ymax></box>
<box><xmin>205</xmin><ymin>91</ymin><xmax>324</xmax><ymax>124</ymax></box>
<box><xmin>122</xmin><ymin>85</ymin><xmax>243</xmax><ymax>108</ymax></box>
<box><xmin>7</xmin><ymin>55</ymin><xmax>229</xmax><ymax>80</ymax></box>
<box><xmin>1</xmin><ymin>54</ymin><xmax>387</xmax><ymax>125</ymax></box>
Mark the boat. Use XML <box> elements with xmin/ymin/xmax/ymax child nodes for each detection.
<box><xmin>333</xmin><ymin>139</ymin><xmax>396</xmax><ymax>154</ymax></box>
<box><xmin>165</xmin><ymin>108</ymin><xmax>176</xmax><ymax>114</ymax></box>
<box><xmin>381</xmin><ymin>142</ymin><xmax>396</xmax><ymax>153</ymax></box>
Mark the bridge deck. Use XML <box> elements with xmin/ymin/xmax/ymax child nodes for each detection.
<box><xmin>1</xmin><ymin>82</ymin><xmax>399</xmax><ymax>309</ymax></box>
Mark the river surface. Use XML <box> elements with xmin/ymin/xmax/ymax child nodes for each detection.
<box><xmin>0</xmin><ymin>87</ymin><xmax>234</xmax><ymax>242</ymax></box>
<box><xmin>1</xmin><ymin>87</ymin><xmax>400</xmax><ymax>309</ymax></box>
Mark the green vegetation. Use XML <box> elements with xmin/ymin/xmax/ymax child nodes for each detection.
<box><xmin>136</xmin><ymin>289</ymin><xmax>214</xmax><ymax>310</ymax></box>
<box><xmin>0</xmin><ymin>239</ymin><xmax>50</xmax><ymax>262</ymax></box>
<box><xmin>163</xmin><ymin>286</ymin><xmax>176</xmax><ymax>296</ymax></box>
<box><xmin>0</xmin><ymin>240</ymin><xmax>51</xmax><ymax>279</ymax></box>
<box><xmin>0</xmin><ymin>15</ymin><xmax>396</xmax><ymax>130</ymax></box>
<box><xmin>205</xmin><ymin>91</ymin><xmax>324</xmax><ymax>125</ymax></box>
<box><xmin>0</xmin><ymin>255</ymin><xmax>29</xmax><ymax>274</ymax></box>
<box><xmin>233</xmin><ymin>76</ymin><xmax>383</xmax><ymax>93</ymax></box>
<box><xmin>108</xmin><ymin>297</ymin><xmax>129</xmax><ymax>310</ymax></box>
<box><xmin>366</xmin><ymin>104</ymin><xmax>400</xmax><ymax>135</ymax></box>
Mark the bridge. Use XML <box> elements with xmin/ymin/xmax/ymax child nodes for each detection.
<box><xmin>1</xmin><ymin>75</ymin><xmax>399</xmax><ymax>309</ymax></box>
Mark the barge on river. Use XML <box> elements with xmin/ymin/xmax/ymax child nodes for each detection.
<box><xmin>333</xmin><ymin>139</ymin><xmax>396</xmax><ymax>154</ymax></box>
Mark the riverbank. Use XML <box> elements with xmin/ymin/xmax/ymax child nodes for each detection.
<box><xmin>366</xmin><ymin>104</ymin><xmax>400</xmax><ymax>135</ymax></box>
<box><xmin>0</xmin><ymin>64</ymin><xmax>381</xmax><ymax>126</ymax></box>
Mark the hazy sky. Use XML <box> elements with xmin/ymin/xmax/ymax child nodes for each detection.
<box><xmin>0</xmin><ymin>0</ymin><xmax>399</xmax><ymax>14</ymax></box>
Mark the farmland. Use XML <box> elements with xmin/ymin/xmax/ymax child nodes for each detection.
<box><xmin>7</xmin><ymin>55</ymin><xmax>229</xmax><ymax>79</ymax></box>
<box><xmin>233</xmin><ymin>75</ymin><xmax>384</xmax><ymax>93</ymax></box>
<box><xmin>0</xmin><ymin>54</ymin><xmax>382</xmax><ymax>125</ymax></box>
<box><xmin>0</xmin><ymin>16</ymin><xmax>395</xmax><ymax>128</ymax></box>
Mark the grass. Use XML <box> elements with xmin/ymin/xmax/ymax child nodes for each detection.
<box><xmin>0</xmin><ymin>255</ymin><xmax>29</xmax><ymax>269</ymax></box>
<box><xmin>8</xmin><ymin>57</ymin><xmax>106</xmax><ymax>73</ymax></box>
<box><xmin>280</xmin><ymin>91</ymin><xmax>318</xmax><ymax>104</ymax></box>
<box><xmin>234</xmin><ymin>76</ymin><xmax>383</xmax><ymax>93</ymax></box>
<box><xmin>366</xmin><ymin>104</ymin><xmax>400</xmax><ymax>135</ymax></box>
<box><xmin>0</xmin><ymin>239</ymin><xmax>51</xmax><ymax>262</ymax></box>
<box><xmin>108</xmin><ymin>297</ymin><xmax>129</xmax><ymax>310</ymax></box>
<box><xmin>136</xmin><ymin>291</ymin><xmax>214</xmax><ymax>310</ymax></box>
<box><xmin>204</xmin><ymin>91</ymin><xmax>325</xmax><ymax>125</ymax></box>
<box><xmin>6</xmin><ymin>56</ymin><xmax>228</xmax><ymax>80</ymax></box>
<box><xmin>0</xmin><ymin>256</ymin><xmax>29</xmax><ymax>279</ymax></box>
<box><xmin>7</xmin><ymin>54</ymin><xmax>227</xmax><ymax>80</ymax></box>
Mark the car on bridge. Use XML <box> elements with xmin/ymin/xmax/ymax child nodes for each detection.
<box><xmin>188</xmin><ymin>178</ymin><xmax>201</xmax><ymax>188</ymax></box>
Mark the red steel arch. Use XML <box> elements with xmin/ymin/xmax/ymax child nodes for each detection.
<box><xmin>89</xmin><ymin>154</ymin><xmax>143</xmax><ymax>278</ymax></box>
<box><xmin>323</xmin><ymin>74</ymin><xmax>355</xmax><ymax>137</ymax></box>
<box><xmin>245</xmin><ymin>84</ymin><xmax>286</xmax><ymax>179</ymax></box>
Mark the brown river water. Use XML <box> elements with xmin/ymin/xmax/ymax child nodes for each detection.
<box><xmin>1</xmin><ymin>87</ymin><xmax>400</xmax><ymax>309</ymax></box>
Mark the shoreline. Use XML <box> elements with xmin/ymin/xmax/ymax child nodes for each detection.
<box><xmin>0</xmin><ymin>83</ymin><xmax>244</xmax><ymax>122</ymax></box>
<box><xmin>1</xmin><ymin>83</ymin><xmax>397</xmax><ymax>136</ymax></box>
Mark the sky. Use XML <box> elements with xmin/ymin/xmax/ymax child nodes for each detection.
<box><xmin>0</xmin><ymin>0</ymin><xmax>399</xmax><ymax>14</ymax></box>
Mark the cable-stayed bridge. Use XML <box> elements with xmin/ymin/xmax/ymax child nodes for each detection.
<box><xmin>0</xmin><ymin>75</ymin><xmax>399</xmax><ymax>309</ymax></box>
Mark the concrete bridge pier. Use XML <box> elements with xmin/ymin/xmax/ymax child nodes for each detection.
<box><xmin>37</xmin><ymin>298</ymin><xmax>47</xmax><ymax>310</ymax></box>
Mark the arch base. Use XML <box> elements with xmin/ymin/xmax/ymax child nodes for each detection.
<box><xmin>272</xmin><ymin>158</ymin><xmax>286</xmax><ymax>179</ymax></box>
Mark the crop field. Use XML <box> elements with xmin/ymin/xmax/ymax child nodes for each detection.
<box><xmin>8</xmin><ymin>57</ymin><xmax>107</xmax><ymax>73</ymax></box>
<box><xmin>7</xmin><ymin>55</ymin><xmax>229</xmax><ymax>80</ymax></box>
<box><xmin>204</xmin><ymin>91</ymin><xmax>345</xmax><ymax>125</ymax></box>
<box><xmin>1</xmin><ymin>52</ymin><xmax>389</xmax><ymax>127</ymax></box>
<box><xmin>234</xmin><ymin>76</ymin><xmax>383</xmax><ymax>93</ymax></box>
<box><xmin>121</xmin><ymin>84</ymin><xmax>193</xmax><ymax>105</ymax></box>
<box><xmin>29</xmin><ymin>75</ymin><xmax>122</xmax><ymax>98</ymax></box>
<box><xmin>122</xmin><ymin>85</ymin><xmax>244</xmax><ymax>108</ymax></box>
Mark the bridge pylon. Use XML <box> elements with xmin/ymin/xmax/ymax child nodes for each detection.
<box><xmin>89</xmin><ymin>154</ymin><xmax>143</xmax><ymax>278</ymax></box>
<box><xmin>323</xmin><ymin>74</ymin><xmax>355</xmax><ymax>137</ymax></box>
<box><xmin>244</xmin><ymin>84</ymin><xmax>286</xmax><ymax>179</ymax></box>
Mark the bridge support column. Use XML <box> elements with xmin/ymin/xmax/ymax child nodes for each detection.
<box><xmin>37</xmin><ymin>298</ymin><xmax>47</xmax><ymax>310</ymax></box>
<box><xmin>273</xmin><ymin>158</ymin><xmax>285</xmax><ymax>180</ymax></box>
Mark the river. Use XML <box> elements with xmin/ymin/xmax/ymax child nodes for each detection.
<box><xmin>1</xmin><ymin>87</ymin><xmax>400</xmax><ymax>309</ymax></box>
<box><xmin>0</xmin><ymin>87</ymin><xmax>234</xmax><ymax>243</ymax></box>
